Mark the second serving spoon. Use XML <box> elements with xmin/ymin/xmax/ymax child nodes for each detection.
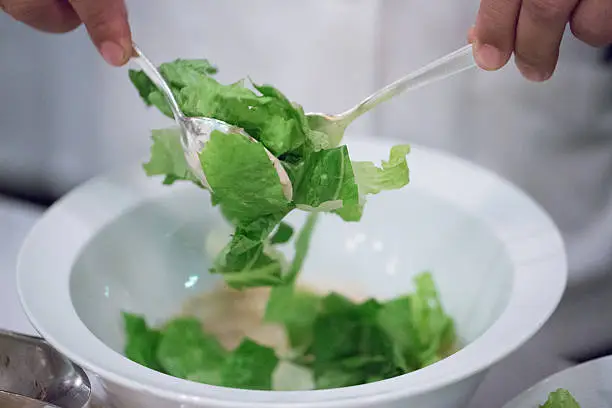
<box><xmin>307</xmin><ymin>44</ymin><xmax>476</xmax><ymax>146</ymax></box>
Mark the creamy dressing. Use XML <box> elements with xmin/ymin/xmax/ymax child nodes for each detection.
<box><xmin>178</xmin><ymin>282</ymin><xmax>456</xmax><ymax>390</ymax></box>
<box><xmin>181</xmin><ymin>285</ymin><xmax>287</xmax><ymax>352</ymax></box>
<box><xmin>180</xmin><ymin>284</ymin><xmax>316</xmax><ymax>390</ymax></box>
<box><xmin>181</xmin><ymin>282</ymin><xmax>368</xmax><ymax>352</ymax></box>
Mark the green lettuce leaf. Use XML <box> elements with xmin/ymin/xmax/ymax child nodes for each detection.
<box><xmin>540</xmin><ymin>389</ymin><xmax>581</xmax><ymax>408</ymax></box>
<box><xmin>313</xmin><ymin>367</ymin><xmax>364</xmax><ymax>390</ymax></box>
<box><xmin>220</xmin><ymin>254</ymin><xmax>285</xmax><ymax>288</ymax></box>
<box><xmin>263</xmin><ymin>213</ymin><xmax>320</xmax><ymax>349</ymax></box>
<box><xmin>197</xmin><ymin>128</ymin><xmax>292</xmax><ymax>288</ymax></box>
<box><xmin>133</xmin><ymin>58</ymin><xmax>412</xmax><ymax>290</ymax></box>
<box><xmin>283</xmin><ymin>272</ymin><xmax>454</xmax><ymax>389</ymax></box>
<box><xmin>123</xmin><ymin>272</ymin><xmax>456</xmax><ymax>390</ymax></box>
<box><xmin>159</xmin><ymin>59</ymin><xmax>218</xmax><ymax>86</ymax></box>
<box><xmin>210</xmin><ymin>214</ymin><xmax>287</xmax><ymax>289</ymax></box>
<box><xmin>156</xmin><ymin>318</ymin><xmax>228</xmax><ymax>385</ymax></box>
<box><xmin>212</xmin><ymin>204</ymin><xmax>318</xmax><ymax>289</ymax></box>
<box><xmin>129</xmin><ymin>59</ymin><xmax>217</xmax><ymax>117</ymax></box>
<box><xmin>269</xmin><ymin>222</ymin><xmax>294</xmax><ymax>244</ymax></box>
<box><xmin>308</xmin><ymin>295</ymin><xmax>401</xmax><ymax>389</ymax></box>
<box><xmin>333</xmin><ymin>199</ymin><xmax>365</xmax><ymax>222</ymax></box>
<box><xmin>283</xmin><ymin>212</ymin><xmax>319</xmax><ymax>284</ymax></box>
<box><xmin>352</xmin><ymin>145</ymin><xmax>411</xmax><ymax>195</ymax></box>
<box><xmin>265</xmin><ymin>285</ymin><xmax>322</xmax><ymax>351</ymax></box>
<box><xmin>250</xmin><ymin>83</ymin><xmax>312</xmax><ymax>155</ymax></box>
<box><xmin>200</xmin><ymin>130</ymin><xmax>291</xmax><ymax>225</ymax></box>
<box><xmin>122</xmin><ymin>313</ymin><xmax>165</xmax><ymax>372</ymax></box>
<box><xmin>123</xmin><ymin>312</ymin><xmax>280</xmax><ymax>389</ymax></box>
<box><xmin>332</xmin><ymin>145</ymin><xmax>410</xmax><ymax>222</ymax></box>
<box><xmin>178</xmin><ymin>80</ymin><xmax>307</xmax><ymax>156</ymax></box>
<box><xmin>130</xmin><ymin>59</ymin><xmax>314</xmax><ymax>156</ymax></box>
<box><xmin>293</xmin><ymin>146</ymin><xmax>359</xmax><ymax>210</ymax></box>
<box><xmin>378</xmin><ymin>272</ymin><xmax>455</xmax><ymax>369</ymax></box>
<box><xmin>142</xmin><ymin>128</ymin><xmax>199</xmax><ymax>185</ymax></box>
<box><xmin>129</xmin><ymin>70</ymin><xmax>158</xmax><ymax>107</ymax></box>
<box><xmin>220</xmin><ymin>339</ymin><xmax>279</xmax><ymax>390</ymax></box>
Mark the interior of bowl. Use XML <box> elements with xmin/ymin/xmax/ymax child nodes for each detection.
<box><xmin>70</xmin><ymin>176</ymin><xmax>513</xmax><ymax>360</ymax></box>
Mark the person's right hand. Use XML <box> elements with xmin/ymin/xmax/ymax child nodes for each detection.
<box><xmin>470</xmin><ymin>0</ymin><xmax>612</xmax><ymax>81</ymax></box>
<box><xmin>0</xmin><ymin>0</ymin><xmax>132</xmax><ymax>66</ymax></box>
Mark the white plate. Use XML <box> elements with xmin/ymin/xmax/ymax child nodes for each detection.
<box><xmin>503</xmin><ymin>356</ymin><xmax>612</xmax><ymax>408</ymax></box>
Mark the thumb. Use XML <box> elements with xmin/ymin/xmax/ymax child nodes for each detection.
<box><xmin>68</xmin><ymin>0</ymin><xmax>132</xmax><ymax>66</ymax></box>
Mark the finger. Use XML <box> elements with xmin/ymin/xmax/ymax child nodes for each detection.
<box><xmin>68</xmin><ymin>0</ymin><xmax>132</xmax><ymax>66</ymax></box>
<box><xmin>0</xmin><ymin>0</ymin><xmax>80</xmax><ymax>33</ymax></box>
<box><xmin>570</xmin><ymin>0</ymin><xmax>612</xmax><ymax>47</ymax></box>
<box><xmin>514</xmin><ymin>0</ymin><xmax>578</xmax><ymax>81</ymax></box>
<box><xmin>473</xmin><ymin>0</ymin><xmax>521</xmax><ymax>70</ymax></box>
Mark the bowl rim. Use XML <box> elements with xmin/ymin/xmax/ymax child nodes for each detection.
<box><xmin>17</xmin><ymin>139</ymin><xmax>567</xmax><ymax>407</ymax></box>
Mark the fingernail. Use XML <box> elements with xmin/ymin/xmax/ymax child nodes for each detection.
<box><xmin>515</xmin><ymin>60</ymin><xmax>551</xmax><ymax>82</ymax></box>
<box><xmin>100</xmin><ymin>41</ymin><xmax>127</xmax><ymax>66</ymax></box>
<box><xmin>467</xmin><ymin>26</ymin><xmax>476</xmax><ymax>44</ymax></box>
<box><xmin>475</xmin><ymin>43</ymin><xmax>504</xmax><ymax>70</ymax></box>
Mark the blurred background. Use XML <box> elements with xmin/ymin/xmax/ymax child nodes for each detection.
<box><xmin>1</xmin><ymin>0</ymin><xmax>611</xmax><ymax>406</ymax></box>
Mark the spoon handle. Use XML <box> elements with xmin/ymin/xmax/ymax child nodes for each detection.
<box><xmin>131</xmin><ymin>43</ymin><xmax>185</xmax><ymax>121</ymax></box>
<box><xmin>340</xmin><ymin>44</ymin><xmax>476</xmax><ymax>124</ymax></box>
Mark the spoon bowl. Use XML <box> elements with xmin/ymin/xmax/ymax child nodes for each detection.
<box><xmin>0</xmin><ymin>330</ymin><xmax>91</xmax><ymax>408</ymax></box>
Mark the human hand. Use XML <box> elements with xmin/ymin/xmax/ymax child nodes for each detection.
<box><xmin>470</xmin><ymin>0</ymin><xmax>612</xmax><ymax>81</ymax></box>
<box><xmin>0</xmin><ymin>0</ymin><xmax>132</xmax><ymax>66</ymax></box>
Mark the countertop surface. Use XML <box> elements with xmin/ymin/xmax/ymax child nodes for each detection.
<box><xmin>0</xmin><ymin>195</ymin><xmax>575</xmax><ymax>408</ymax></box>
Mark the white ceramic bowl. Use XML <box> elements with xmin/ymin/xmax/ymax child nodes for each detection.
<box><xmin>503</xmin><ymin>356</ymin><xmax>612</xmax><ymax>408</ymax></box>
<box><xmin>18</xmin><ymin>139</ymin><xmax>567</xmax><ymax>408</ymax></box>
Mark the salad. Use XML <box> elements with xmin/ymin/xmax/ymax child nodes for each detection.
<box><xmin>122</xmin><ymin>58</ymin><xmax>456</xmax><ymax>390</ymax></box>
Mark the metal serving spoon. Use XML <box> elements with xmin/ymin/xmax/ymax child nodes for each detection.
<box><xmin>131</xmin><ymin>43</ymin><xmax>293</xmax><ymax>200</ymax></box>
<box><xmin>0</xmin><ymin>391</ymin><xmax>61</xmax><ymax>408</ymax></box>
<box><xmin>0</xmin><ymin>329</ymin><xmax>91</xmax><ymax>408</ymax></box>
<box><xmin>306</xmin><ymin>44</ymin><xmax>476</xmax><ymax>146</ymax></box>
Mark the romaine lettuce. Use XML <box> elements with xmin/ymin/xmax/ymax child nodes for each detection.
<box><xmin>131</xmin><ymin>58</ymin><xmax>410</xmax><ymax>289</ymax></box>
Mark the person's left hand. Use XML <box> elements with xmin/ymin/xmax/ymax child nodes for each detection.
<box><xmin>470</xmin><ymin>0</ymin><xmax>612</xmax><ymax>81</ymax></box>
